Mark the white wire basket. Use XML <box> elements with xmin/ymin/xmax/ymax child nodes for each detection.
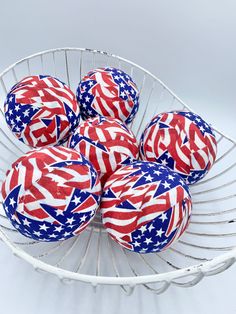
<box><xmin>0</xmin><ymin>47</ymin><xmax>235</xmax><ymax>295</ymax></box>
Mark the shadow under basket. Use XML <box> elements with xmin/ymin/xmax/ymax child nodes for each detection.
<box><xmin>0</xmin><ymin>47</ymin><xmax>235</xmax><ymax>295</ymax></box>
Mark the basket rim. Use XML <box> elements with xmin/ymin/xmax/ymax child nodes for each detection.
<box><xmin>0</xmin><ymin>47</ymin><xmax>236</xmax><ymax>286</ymax></box>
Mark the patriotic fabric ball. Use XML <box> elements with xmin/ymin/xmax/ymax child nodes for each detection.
<box><xmin>139</xmin><ymin>111</ymin><xmax>217</xmax><ymax>185</ymax></box>
<box><xmin>101</xmin><ymin>161</ymin><xmax>192</xmax><ymax>253</ymax></box>
<box><xmin>68</xmin><ymin>116</ymin><xmax>139</xmax><ymax>185</ymax></box>
<box><xmin>1</xmin><ymin>147</ymin><xmax>101</xmax><ymax>241</ymax></box>
<box><xmin>76</xmin><ymin>67</ymin><xmax>139</xmax><ymax>124</ymax></box>
<box><xmin>4</xmin><ymin>75</ymin><xmax>80</xmax><ymax>147</ymax></box>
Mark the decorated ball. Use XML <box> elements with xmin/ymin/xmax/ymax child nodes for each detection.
<box><xmin>68</xmin><ymin>116</ymin><xmax>139</xmax><ymax>185</ymax></box>
<box><xmin>4</xmin><ymin>75</ymin><xmax>80</xmax><ymax>147</ymax></box>
<box><xmin>1</xmin><ymin>146</ymin><xmax>101</xmax><ymax>241</ymax></box>
<box><xmin>101</xmin><ymin>161</ymin><xmax>192</xmax><ymax>253</ymax></box>
<box><xmin>76</xmin><ymin>67</ymin><xmax>139</xmax><ymax>124</ymax></box>
<box><xmin>139</xmin><ymin>111</ymin><xmax>217</xmax><ymax>184</ymax></box>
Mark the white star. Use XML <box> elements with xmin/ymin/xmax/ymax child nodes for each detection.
<box><xmin>54</xmin><ymin>225</ymin><xmax>63</xmax><ymax>232</ymax></box>
<box><xmin>140</xmin><ymin>225</ymin><xmax>147</xmax><ymax>233</ymax></box>
<box><xmin>144</xmin><ymin>237</ymin><xmax>153</xmax><ymax>245</ymax></box>
<box><xmin>66</xmin><ymin>217</ymin><xmax>75</xmax><ymax>225</ymax></box>
<box><xmin>79</xmin><ymin>94</ymin><xmax>83</xmax><ymax>100</ymax></box>
<box><xmin>114</xmin><ymin>75</ymin><xmax>119</xmax><ymax>80</ymax></box>
<box><xmin>72</xmin><ymin>195</ymin><xmax>81</xmax><ymax>206</ymax></box>
<box><xmin>166</xmin><ymin>152</ymin><xmax>172</xmax><ymax>159</ymax></box>
<box><xmin>200</xmin><ymin>126</ymin><xmax>205</xmax><ymax>132</ymax></box>
<box><xmin>15</xmin><ymin>126</ymin><xmax>20</xmax><ymax>132</ymax></box>
<box><xmin>15</xmin><ymin>105</ymin><xmax>20</xmax><ymax>112</ymax></box>
<box><xmin>8</xmin><ymin>109</ymin><xmax>13</xmax><ymax>115</ymax></box>
<box><xmin>9</xmin><ymin>96</ymin><xmax>13</xmax><ymax>102</ymax></box>
<box><xmin>133</xmin><ymin>241</ymin><xmax>141</xmax><ymax>247</ymax></box>
<box><xmin>63</xmin><ymin>231</ymin><xmax>71</xmax><ymax>237</ymax></box>
<box><xmin>39</xmin><ymin>224</ymin><xmax>49</xmax><ymax>231</ymax></box>
<box><xmin>148</xmin><ymin>224</ymin><xmax>155</xmax><ymax>232</ymax></box>
<box><xmin>154</xmin><ymin>241</ymin><xmax>161</xmax><ymax>247</ymax></box>
<box><xmin>91</xmin><ymin>172</ymin><xmax>96</xmax><ymax>178</ymax></box>
<box><xmin>161</xmin><ymin>159</ymin><xmax>168</xmax><ymax>166</ymax></box>
<box><xmin>185</xmin><ymin>113</ymin><xmax>191</xmax><ymax>117</ymax></box>
<box><xmin>162</xmin><ymin>181</ymin><xmax>171</xmax><ymax>189</ymax></box>
<box><xmin>55</xmin><ymin>209</ymin><xmax>64</xmax><ymax>216</ymax></box>
<box><xmin>68</xmin><ymin>111</ymin><xmax>73</xmax><ymax>118</ymax></box>
<box><xmin>154</xmin><ymin>170</ymin><xmax>161</xmax><ymax>176</ymax></box>
<box><xmin>11</xmin><ymin>214</ymin><xmax>16</xmax><ymax>221</ymax></box>
<box><xmin>33</xmin><ymin>231</ymin><xmax>41</xmax><ymax>237</ymax></box>
<box><xmin>120</xmin><ymin>82</ymin><xmax>125</xmax><ymax>88</ymax></box>
<box><xmin>161</xmin><ymin>239</ymin><xmax>168</xmax><ymax>245</ymax></box>
<box><xmin>80</xmin><ymin>215</ymin><xmax>87</xmax><ymax>222</ymax></box>
<box><xmin>195</xmin><ymin>118</ymin><xmax>201</xmax><ymax>122</ymax></box>
<box><xmin>23</xmin><ymin>109</ymin><xmax>30</xmax><ymax>117</ymax></box>
<box><xmin>71</xmin><ymin>140</ymin><xmax>76</xmax><ymax>146</ymax></box>
<box><xmin>87</xmin><ymin>109</ymin><xmax>92</xmax><ymax>115</ymax></box>
<box><xmin>194</xmin><ymin>174</ymin><xmax>199</xmax><ymax>179</ymax></box>
<box><xmin>144</xmin><ymin>174</ymin><xmax>153</xmax><ymax>182</ymax></box>
<box><xmin>120</xmin><ymin>91</ymin><xmax>126</xmax><ymax>97</ymax></box>
<box><xmin>88</xmin><ymin>81</ymin><xmax>93</xmax><ymax>86</ymax></box>
<box><xmin>159</xmin><ymin>212</ymin><xmax>168</xmax><ymax>222</ymax></box>
<box><xmin>10</xmin><ymin>119</ymin><xmax>14</xmax><ymax>125</ymax></box>
<box><xmin>23</xmin><ymin>218</ymin><xmax>31</xmax><ymax>227</ymax></box>
<box><xmin>49</xmin><ymin>233</ymin><xmax>57</xmax><ymax>238</ymax></box>
<box><xmin>85</xmin><ymin>96</ymin><xmax>90</xmax><ymax>102</ymax></box>
<box><xmin>168</xmin><ymin>175</ymin><xmax>175</xmax><ymax>181</ymax></box>
<box><xmin>9</xmin><ymin>197</ymin><xmax>16</xmax><ymax>207</ymax></box>
<box><xmin>156</xmin><ymin>228</ymin><xmax>164</xmax><ymax>237</ymax></box>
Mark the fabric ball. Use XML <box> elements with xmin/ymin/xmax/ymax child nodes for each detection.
<box><xmin>101</xmin><ymin>161</ymin><xmax>192</xmax><ymax>253</ymax></box>
<box><xmin>76</xmin><ymin>67</ymin><xmax>139</xmax><ymax>124</ymax></box>
<box><xmin>1</xmin><ymin>147</ymin><xmax>101</xmax><ymax>241</ymax></box>
<box><xmin>139</xmin><ymin>111</ymin><xmax>217</xmax><ymax>184</ymax></box>
<box><xmin>4</xmin><ymin>75</ymin><xmax>80</xmax><ymax>147</ymax></box>
<box><xmin>68</xmin><ymin>116</ymin><xmax>139</xmax><ymax>185</ymax></box>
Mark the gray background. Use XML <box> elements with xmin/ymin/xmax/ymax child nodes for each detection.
<box><xmin>0</xmin><ymin>0</ymin><xmax>236</xmax><ymax>313</ymax></box>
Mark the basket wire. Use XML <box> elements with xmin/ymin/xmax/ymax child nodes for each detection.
<box><xmin>0</xmin><ymin>47</ymin><xmax>235</xmax><ymax>295</ymax></box>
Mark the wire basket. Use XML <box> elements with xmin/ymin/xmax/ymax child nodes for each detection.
<box><xmin>0</xmin><ymin>47</ymin><xmax>235</xmax><ymax>295</ymax></box>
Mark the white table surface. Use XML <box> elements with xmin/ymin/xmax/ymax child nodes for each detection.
<box><xmin>0</xmin><ymin>1</ymin><xmax>236</xmax><ymax>313</ymax></box>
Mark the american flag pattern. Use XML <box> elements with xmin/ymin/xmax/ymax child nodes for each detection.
<box><xmin>139</xmin><ymin>111</ymin><xmax>217</xmax><ymax>185</ymax></box>
<box><xmin>76</xmin><ymin>67</ymin><xmax>139</xmax><ymax>124</ymax></box>
<box><xmin>101</xmin><ymin>161</ymin><xmax>192</xmax><ymax>253</ymax></box>
<box><xmin>4</xmin><ymin>75</ymin><xmax>80</xmax><ymax>148</ymax></box>
<box><xmin>1</xmin><ymin>147</ymin><xmax>101</xmax><ymax>241</ymax></box>
<box><xmin>68</xmin><ymin>116</ymin><xmax>139</xmax><ymax>185</ymax></box>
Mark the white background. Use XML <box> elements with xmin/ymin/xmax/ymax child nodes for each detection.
<box><xmin>0</xmin><ymin>0</ymin><xmax>236</xmax><ymax>313</ymax></box>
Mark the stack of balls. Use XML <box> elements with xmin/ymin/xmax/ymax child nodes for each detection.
<box><xmin>1</xmin><ymin>67</ymin><xmax>217</xmax><ymax>254</ymax></box>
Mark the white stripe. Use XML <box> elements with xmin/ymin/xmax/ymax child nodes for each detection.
<box><xmin>103</xmin><ymin>216</ymin><xmax>136</xmax><ymax>226</ymax></box>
